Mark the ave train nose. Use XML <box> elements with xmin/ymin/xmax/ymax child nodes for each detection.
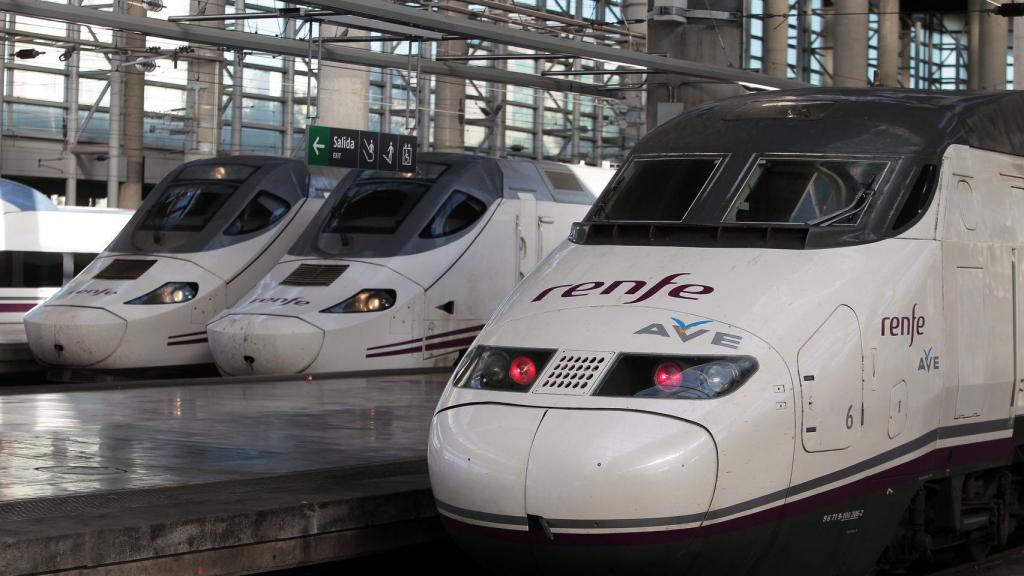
<box><xmin>207</xmin><ymin>314</ymin><xmax>325</xmax><ymax>375</ymax></box>
<box><xmin>428</xmin><ymin>405</ymin><xmax>718</xmax><ymax>574</ymax></box>
<box><xmin>24</xmin><ymin>306</ymin><xmax>127</xmax><ymax>366</ymax></box>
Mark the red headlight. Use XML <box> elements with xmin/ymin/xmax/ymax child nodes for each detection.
<box><xmin>509</xmin><ymin>355</ymin><xmax>538</xmax><ymax>386</ymax></box>
<box><xmin>654</xmin><ymin>361</ymin><xmax>683</xmax><ymax>391</ymax></box>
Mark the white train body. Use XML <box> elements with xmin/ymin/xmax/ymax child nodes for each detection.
<box><xmin>207</xmin><ymin>154</ymin><xmax>611</xmax><ymax>376</ymax></box>
<box><xmin>23</xmin><ymin>157</ymin><xmax>321</xmax><ymax>372</ymax></box>
<box><xmin>0</xmin><ymin>180</ymin><xmax>131</xmax><ymax>323</ymax></box>
<box><xmin>427</xmin><ymin>91</ymin><xmax>1024</xmax><ymax>574</ymax></box>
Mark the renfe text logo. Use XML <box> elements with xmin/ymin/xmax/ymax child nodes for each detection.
<box><xmin>881</xmin><ymin>303</ymin><xmax>925</xmax><ymax>348</ymax></box>
<box><xmin>249</xmin><ymin>296</ymin><xmax>311</xmax><ymax>306</ymax></box>
<box><xmin>532</xmin><ymin>273</ymin><xmax>714</xmax><ymax>305</ymax></box>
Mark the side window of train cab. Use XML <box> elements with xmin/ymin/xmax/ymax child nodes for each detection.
<box><xmin>225</xmin><ymin>191</ymin><xmax>291</xmax><ymax>236</ymax></box>
<box><xmin>420</xmin><ymin>190</ymin><xmax>487</xmax><ymax>239</ymax></box>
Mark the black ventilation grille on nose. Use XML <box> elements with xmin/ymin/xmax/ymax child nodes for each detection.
<box><xmin>533</xmin><ymin>350</ymin><xmax>615</xmax><ymax>396</ymax></box>
<box><xmin>94</xmin><ymin>259</ymin><xmax>157</xmax><ymax>280</ymax></box>
<box><xmin>280</xmin><ymin>264</ymin><xmax>349</xmax><ymax>286</ymax></box>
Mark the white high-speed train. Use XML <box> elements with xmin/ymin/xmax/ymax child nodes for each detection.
<box><xmin>1</xmin><ymin>179</ymin><xmax>131</xmax><ymax>324</ymax></box>
<box><xmin>207</xmin><ymin>154</ymin><xmax>611</xmax><ymax>376</ymax></box>
<box><xmin>24</xmin><ymin>157</ymin><xmax>321</xmax><ymax>373</ymax></box>
<box><xmin>428</xmin><ymin>90</ymin><xmax>1024</xmax><ymax>575</ymax></box>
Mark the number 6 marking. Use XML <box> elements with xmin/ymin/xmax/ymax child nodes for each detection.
<box><xmin>846</xmin><ymin>405</ymin><xmax>854</xmax><ymax>429</ymax></box>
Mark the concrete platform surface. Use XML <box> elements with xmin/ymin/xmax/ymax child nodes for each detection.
<box><xmin>0</xmin><ymin>372</ymin><xmax>452</xmax><ymax>575</ymax></box>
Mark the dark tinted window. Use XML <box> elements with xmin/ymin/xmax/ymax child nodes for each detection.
<box><xmin>323</xmin><ymin>181</ymin><xmax>428</xmax><ymax>235</ymax></box>
<box><xmin>725</xmin><ymin>158</ymin><xmax>887</xmax><ymax>224</ymax></box>
<box><xmin>545</xmin><ymin>170</ymin><xmax>582</xmax><ymax>191</ymax></box>
<box><xmin>420</xmin><ymin>191</ymin><xmax>487</xmax><ymax>238</ymax></box>
<box><xmin>892</xmin><ymin>164</ymin><xmax>938</xmax><ymax>232</ymax></box>
<box><xmin>352</xmin><ymin>162</ymin><xmax>448</xmax><ymax>184</ymax></box>
<box><xmin>176</xmin><ymin>164</ymin><xmax>256</xmax><ymax>182</ymax></box>
<box><xmin>545</xmin><ymin>170</ymin><xmax>594</xmax><ymax>204</ymax></box>
<box><xmin>0</xmin><ymin>251</ymin><xmax>62</xmax><ymax>287</ymax></box>
<box><xmin>225</xmin><ymin>191</ymin><xmax>291</xmax><ymax>236</ymax></box>
<box><xmin>73</xmin><ymin>252</ymin><xmax>98</xmax><ymax>275</ymax></box>
<box><xmin>593</xmin><ymin>157</ymin><xmax>719</xmax><ymax>221</ymax></box>
<box><xmin>139</xmin><ymin>183</ymin><xmax>236</xmax><ymax>232</ymax></box>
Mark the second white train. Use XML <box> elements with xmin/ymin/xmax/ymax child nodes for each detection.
<box><xmin>207</xmin><ymin>154</ymin><xmax>612</xmax><ymax>375</ymax></box>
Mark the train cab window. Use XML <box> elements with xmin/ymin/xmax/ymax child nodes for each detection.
<box><xmin>544</xmin><ymin>170</ymin><xmax>592</xmax><ymax>204</ymax></box>
<box><xmin>225</xmin><ymin>191</ymin><xmax>291</xmax><ymax>236</ymax></box>
<box><xmin>140</xmin><ymin>183</ymin><xmax>235</xmax><ymax>232</ymax></box>
<box><xmin>891</xmin><ymin>164</ymin><xmax>938</xmax><ymax>232</ymax></box>
<box><xmin>725</xmin><ymin>158</ymin><xmax>888</xmax><ymax>225</ymax></box>
<box><xmin>592</xmin><ymin>157</ymin><xmax>719</xmax><ymax>221</ymax></box>
<box><xmin>353</xmin><ymin>162</ymin><xmax>448</xmax><ymax>183</ymax></box>
<box><xmin>420</xmin><ymin>191</ymin><xmax>487</xmax><ymax>238</ymax></box>
<box><xmin>324</xmin><ymin>181</ymin><xmax>427</xmax><ymax>235</ymax></box>
<box><xmin>175</xmin><ymin>163</ymin><xmax>256</xmax><ymax>182</ymax></box>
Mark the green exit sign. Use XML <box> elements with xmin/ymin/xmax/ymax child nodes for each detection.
<box><xmin>306</xmin><ymin>124</ymin><xmax>417</xmax><ymax>172</ymax></box>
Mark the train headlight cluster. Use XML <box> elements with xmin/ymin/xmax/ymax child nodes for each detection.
<box><xmin>125</xmin><ymin>282</ymin><xmax>198</xmax><ymax>305</ymax></box>
<box><xmin>596</xmin><ymin>355</ymin><xmax>759</xmax><ymax>399</ymax></box>
<box><xmin>452</xmin><ymin>346</ymin><xmax>555</xmax><ymax>392</ymax></box>
<box><xmin>320</xmin><ymin>289</ymin><xmax>396</xmax><ymax>313</ymax></box>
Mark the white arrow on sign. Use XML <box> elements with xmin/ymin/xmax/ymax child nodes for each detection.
<box><xmin>312</xmin><ymin>136</ymin><xmax>326</xmax><ymax>156</ymax></box>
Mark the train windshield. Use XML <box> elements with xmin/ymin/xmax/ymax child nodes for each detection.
<box><xmin>110</xmin><ymin>158</ymin><xmax>309</xmax><ymax>254</ymax></box>
<box><xmin>290</xmin><ymin>156</ymin><xmax>503</xmax><ymax>259</ymax></box>
<box><xmin>594</xmin><ymin>157</ymin><xmax>720</xmax><ymax>222</ymax></box>
<box><xmin>140</xmin><ymin>183</ymin><xmax>235</xmax><ymax>232</ymax></box>
<box><xmin>321</xmin><ymin>162</ymin><xmax>447</xmax><ymax>235</ymax></box>
<box><xmin>725</xmin><ymin>158</ymin><xmax>888</xmax><ymax>225</ymax></box>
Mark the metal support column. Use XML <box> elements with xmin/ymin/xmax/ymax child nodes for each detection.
<box><xmin>877</xmin><ymin>0</ymin><xmax>900</xmax><ymax>87</ymax></box>
<box><xmin>570</xmin><ymin>58</ymin><xmax>580</xmax><ymax>163</ymax></box>
<box><xmin>763</xmin><ymin>0</ymin><xmax>789</xmax><ymax>78</ymax></box>
<box><xmin>433</xmin><ymin>0</ymin><xmax>466</xmax><ymax>153</ymax></box>
<box><xmin>796</xmin><ymin>0</ymin><xmax>813</xmax><ymax>82</ymax></box>
<box><xmin>1015</xmin><ymin>0</ymin><xmax>1024</xmax><ymax>89</ymax></box>
<box><xmin>980</xmin><ymin>0</ymin><xmax>1008</xmax><ymax>90</ymax></box>
<box><xmin>64</xmin><ymin>3</ymin><xmax>80</xmax><ymax>205</ymax></box>
<box><xmin>108</xmin><ymin>0</ymin><xmax>124</xmax><ymax>207</ymax></box>
<box><xmin>185</xmin><ymin>0</ymin><xmax>223</xmax><ymax>161</ymax></box>
<box><xmin>121</xmin><ymin>0</ymin><xmax>146</xmax><ymax>208</ymax></box>
<box><xmin>833</xmin><ymin>0</ymin><xmax>868</xmax><ymax>87</ymax></box>
<box><xmin>487</xmin><ymin>40</ymin><xmax>507</xmax><ymax>156</ymax></box>
<box><xmin>417</xmin><ymin>40</ymin><xmax>430</xmax><ymax>151</ymax></box>
<box><xmin>283</xmin><ymin>15</ymin><xmax>296</xmax><ymax>157</ymax></box>
<box><xmin>900</xmin><ymin>18</ymin><xmax>911</xmax><ymax>87</ymax></box>
<box><xmin>316</xmin><ymin>21</ymin><xmax>368</xmax><ymax>131</ymax></box>
<box><xmin>968</xmin><ymin>0</ymin><xmax>981</xmax><ymax>89</ymax></box>
<box><xmin>622</xmin><ymin>0</ymin><xmax>646</xmax><ymax>144</ymax></box>
<box><xmin>231</xmin><ymin>0</ymin><xmax>244</xmax><ymax>154</ymax></box>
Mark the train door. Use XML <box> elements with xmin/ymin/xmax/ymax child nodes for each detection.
<box><xmin>941</xmin><ymin>146</ymin><xmax>1015</xmax><ymax>425</ymax></box>
<box><xmin>515</xmin><ymin>191</ymin><xmax>540</xmax><ymax>279</ymax></box>
<box><xmin>798</xmin><ymin>305</ymin><xmax>864</xmax><ymax>452</ymax></box>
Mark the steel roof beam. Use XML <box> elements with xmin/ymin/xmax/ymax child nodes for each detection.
<box><xmin>293</xmin><ymin>0</ymin><xmax>807</xmax><ymax>89</ymax></box>
<box><xmin>0</xmin><ymin>0</ymin><xmax>609</xmax><ymax>96</ymax></box>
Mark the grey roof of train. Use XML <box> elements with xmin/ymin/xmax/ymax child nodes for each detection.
<box><xmin>641</xmin><ymin>88</ymin><xmax>1024</xmax><ymax>159</ymax></box>
<box><xmin>0</xmin><ymin>178</ymin><xmax>56</xmax><ymax>212</ymax></box>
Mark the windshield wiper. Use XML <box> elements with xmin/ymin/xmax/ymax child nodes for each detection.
<box><xmin>805</xmin><ymin>174</ymin><xmax>879</xmax><ymax>227</ymax></box>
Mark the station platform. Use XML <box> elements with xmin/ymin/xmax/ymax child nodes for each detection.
<box><xmin>0</xmin><ymin>371</ymin><xmax>453</xmax><ymax>575</ymax></box>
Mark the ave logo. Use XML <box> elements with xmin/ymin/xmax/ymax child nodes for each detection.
<box><xmin>918</xmin><ymin>347</ymin><xmax>940</xmax><ymax>372</ymax></box>
<box><xmin>635</xmin><ymin>317</ymin><xmax>743</xmax><ymax>350</ymax></box>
